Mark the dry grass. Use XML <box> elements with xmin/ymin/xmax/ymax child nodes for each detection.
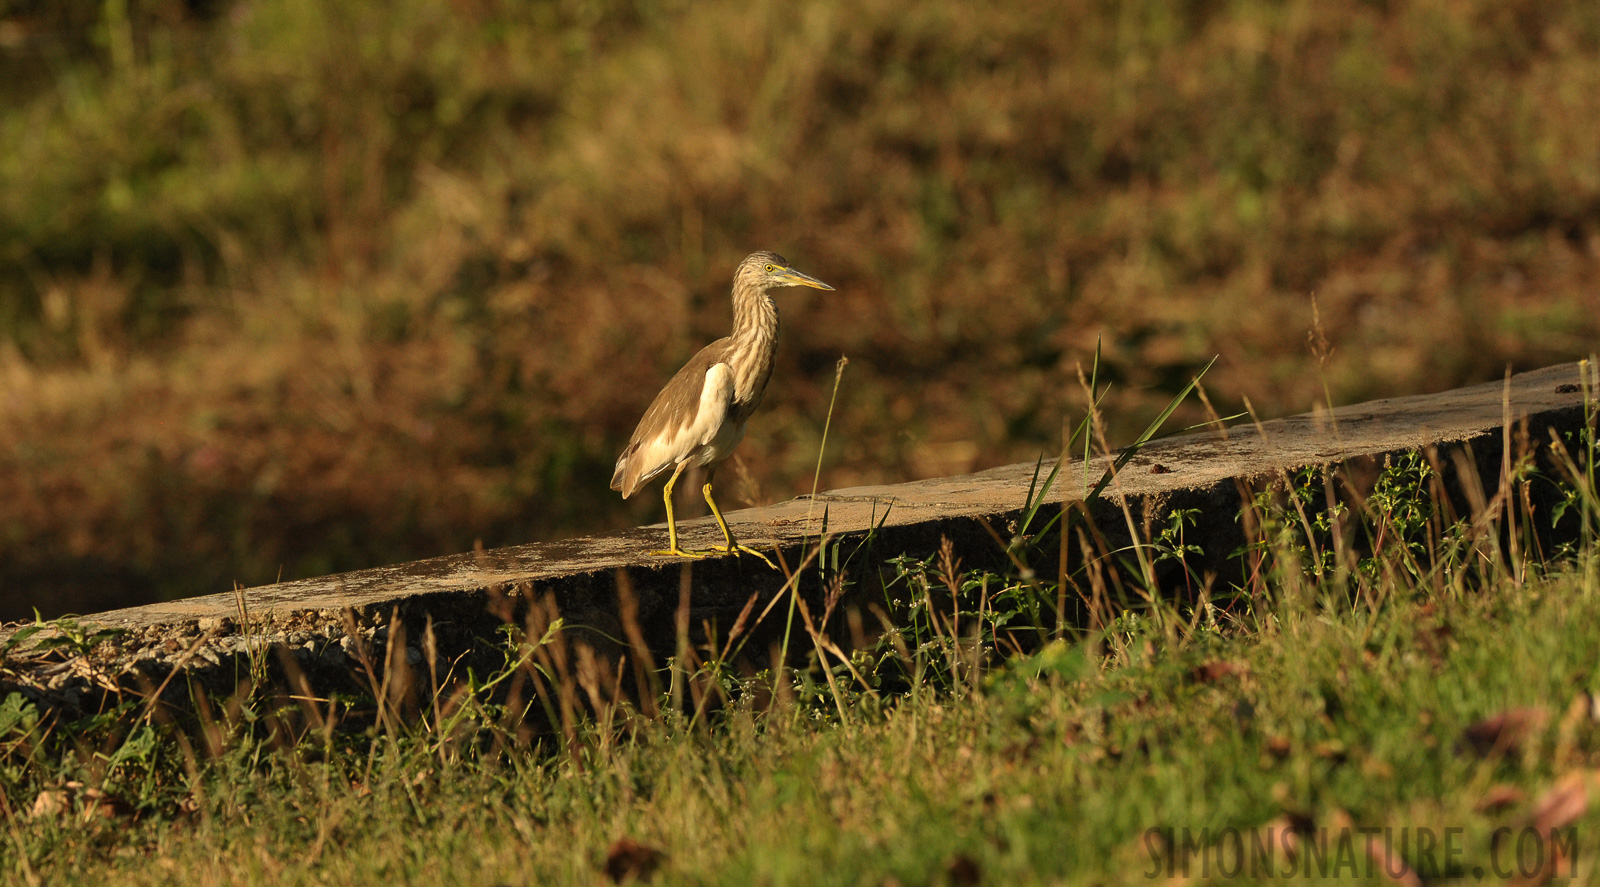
<box><xmin>3</xmin><ymin>0</ymin><xmax>1600</xmax><ymax>614</ymax></box>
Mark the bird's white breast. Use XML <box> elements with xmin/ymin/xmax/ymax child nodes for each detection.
<box><xmin>631</xmin><ymin>362</ymin><xmax>738</xmax><ymax>478</ymax></box>
<box><xmin>694</xmin><ymin>362</ymin><xmax>746</xmax><ymax>464</ymax></box>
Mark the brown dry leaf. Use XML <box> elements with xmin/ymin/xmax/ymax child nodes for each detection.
<box><xmin>1527</xmin><ymin>771</ymin><xmax>1591</xmax><ymax>831</ymax></box>
<box><xmin>1492</xmin><ymin>771</ymin><xmax>1596</xmax><ymax>886</ymax></box>
<box><xmin>1475</xmin><ymin>783</ymin><xmax>1525</xmax><ymax>813</ymax></box>
<box><xmin>1460</xmin><ymin>707</ymin><xmax>1549</xmax><ymax>757</ymax></box>
<box><xmin>171</xmin><ymin>792</ymin><xmax>202</xmax><ymax>826</ymax></box>
<box><xmin>1313</xmin><ymin>739</ymin><xmax>1348</xmax><ymax>763</ymax></box>
<box><xmin>78</xmin><ymin>786</ymin><xmax>133</xmax><ymax>822</ymax></box>
<box><xmin>945</xmin><ymin>853</ymin><xmax>981</xmax><ymax>886</ymax></box>
<box><xmin>28</xmin><ymin>782</ymin><xmax>133</xmax><ymax>823</ymax></box>
<box><xmin>604</xmin><ymin>837</ymin><xmax>665</xmax><ymax>884</ymax></box>
<box><xmin>1189</xmin><ymin>661</ymin><xmax>1250</xmax><ymax>684</ymax></box>
<box><xmin>29</xmin><ymin>788</ymin><xmax>70</xmax><ymax>820</ymax></box>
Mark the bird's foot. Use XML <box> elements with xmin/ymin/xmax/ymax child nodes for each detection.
<box><xmin>648</xmin><ymin>542</ymin><xmax>777</xmax><ymax>569</ymax></box>
<box><xmin>648</xmin><ymin>546</ymin><xmax>715</xmax><ymax>560</ymax></box>
<box><xmin>719</xmin><ymin>543</ymin><xmax>778</xmax><ymax>570</ymax></box>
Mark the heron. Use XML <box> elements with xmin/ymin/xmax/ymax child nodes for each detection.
<box><xmin>611</xmin><ymin>251</ymin><xmax>834</xmax><ymax>566</ymax></box>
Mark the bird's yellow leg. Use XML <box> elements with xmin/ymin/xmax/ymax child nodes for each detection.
<box><xmin>703</xmin><ymin>479</ymin><xmax>777</xmax><ymax>569</ymax></box>
<box><xmin>649</xmin><ymin>463</ymin><xmax>712</xmax><ymax>560</ymax></box>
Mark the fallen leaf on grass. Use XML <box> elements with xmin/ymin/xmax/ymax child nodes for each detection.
<box><xmin>1482</xmin><ymin>771</ymin><xmax>1596</xmax><ymax>886</ymax></box>
<box><xmin>29</xmin><ymin>789</ymin><xmax>68</xmax><ymax>820</ymax></box>
<box><xmin>604</xmin><ymin>837</ymin><xmax>665</xmax><ymax>884</ymax></box>
<box><xmin>945</xmin><ymin>854</ymin><xmax>981</xmax><ymax>886</ymax></box>
<box><xmin>1313</xmin><ymin>739</ymin><xmax>1348</xmax><ymax>763</ymax></box>
<box><xmin>1526</xmin><ymin>771</ymin><xmax>1590</xmax><ymax>831</ymax></box>
<box><xmin>1475</xmin><ymin>784</ymin><xmax>1525</xmax><ymax>813</ymax></box>
<box><xmin>29</xmin><ymin>782</ymin><xmax>134</xmax><ymax>823</ymax></box>
<box><xmin>1189</xmin><ymin>661</ymin><xmax>1250</xmax><ymax>684</ymax></box>
<box><xmin>1460</xmin><ymin>708</ymin><xmax>1548</xmax><ymax>757</ymax></box>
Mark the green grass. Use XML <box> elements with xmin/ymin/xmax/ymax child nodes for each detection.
<box><xmin>8</xmin><ymin>561</ymin><xmax>1600</xmax><ymax>884</ymax></box>
<box><xmin>4</xmin><ymin>378</ymin><xmax>1598</xmax><ymax>885</ymax></box>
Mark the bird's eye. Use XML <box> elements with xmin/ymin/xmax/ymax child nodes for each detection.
<box><xmin>764</xmin><ymin>264</ymin><xmax>777</xmax><ymax>273</ymax></box>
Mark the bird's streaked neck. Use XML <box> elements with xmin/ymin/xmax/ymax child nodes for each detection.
<box><xmin>731</xmin><ymin>285</ymin><xmax>779</xmax><ymax>342</ymax></box>
<box><xmin>727</xmin><ymin>283</ymin><xmax>780</xmax><ymax>404</ymax></box>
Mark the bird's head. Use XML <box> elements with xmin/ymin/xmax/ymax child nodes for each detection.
<box><xmin>737</xmin><ymin>251</ymin><xmax>835</xmax><ymax>293</ymax></box>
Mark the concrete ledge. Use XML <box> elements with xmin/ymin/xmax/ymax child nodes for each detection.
<box><xmin>1</xmin><ymin>361</ymin><xmax>1594</xmax><ymax>709</ymax></box>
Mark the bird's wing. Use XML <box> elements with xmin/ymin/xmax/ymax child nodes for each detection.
<box><xmin>611</xmin><ymin>360</ymin><xmax>735</xmax><ymax>498</ymax></box>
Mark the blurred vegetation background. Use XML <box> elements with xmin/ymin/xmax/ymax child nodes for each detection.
<box><xmin>2</xmin><ymin>0</ymin><xmax>1598</xmax><ymax>619</ymax></box>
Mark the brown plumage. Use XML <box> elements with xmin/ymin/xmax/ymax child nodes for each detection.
<box><xmin>611</xmin><ymin>251</ymin><xmax>834</xmax><ymax>562</ymax></box>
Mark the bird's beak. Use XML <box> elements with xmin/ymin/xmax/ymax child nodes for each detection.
<box><xmin>775</xmin><ymin>267</ymin><xmax>835</xmax><ymax>291</ymax></box>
